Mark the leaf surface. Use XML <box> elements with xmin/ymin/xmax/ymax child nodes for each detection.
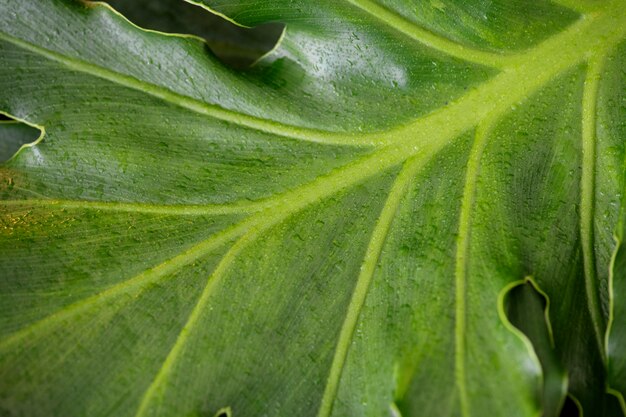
<box><xmin>1</xmin><ymin>1</ymin><xmax>626</xmax><ymax>416</ymax></box>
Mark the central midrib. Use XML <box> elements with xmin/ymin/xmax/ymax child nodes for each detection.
<box><xmin>2</xmin><ymin>5</ymin><xmax>625</xmax><ymax>221</ymax></box>
<box><xmin>290</xmin><ymin>9</ymin><xmax>626</xmax><ymax>417</ymax></box>
<box><xmin>1</xmin><ymin>0</ymin><xmax>623</xmax><ymax>337</ymax></box>
<box><xmin>1</xmin><ymin>5</ymin><xmax>624</xmax><ymax>341</ymax></box>
<box><xmin>247</xmin><ymin>6</ymin><xmax>626</xmax><ymax>224</ymax></box>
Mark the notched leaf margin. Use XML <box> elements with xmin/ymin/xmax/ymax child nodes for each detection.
<box><xmin>0</xmin><ymin>110</ymin><xmax>44</xmax><ymax>165</ymax></box>
<box><xmin>498</xmin><ymin>276</ymin><xmax>556</xmax><ymax>417</ymax></box>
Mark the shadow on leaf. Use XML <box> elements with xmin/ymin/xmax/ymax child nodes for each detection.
<box><xmin>103</xmin><ymin>0</ymin><xmax>284</xmax><ymax>69</ymax></box>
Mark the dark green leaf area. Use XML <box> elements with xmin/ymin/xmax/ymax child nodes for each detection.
<box><xmin>1</xmin><ymin>1</ymin><xmax>626</xmax><ymax>417</ymax></box>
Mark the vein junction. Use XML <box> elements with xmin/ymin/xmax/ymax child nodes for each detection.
<box><xmin>2</xmin><ymin>0</ymin><xmax>626</xmax><ymax>355</ymax></box>
<box><xmin>2</xmin><ymin>1</ymin><xmax>626</xmax><ymax>415</ymax></box>
<box><xmin>4</xmin><ymin>6</ymin><xmax>626</xmax><ymax>221</ymax></box>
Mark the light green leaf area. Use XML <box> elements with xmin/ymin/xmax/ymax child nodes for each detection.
<box><xmin>1</xmin><ymin>1</ymin><xmax>626</xmax><ymax>416</ymax></box>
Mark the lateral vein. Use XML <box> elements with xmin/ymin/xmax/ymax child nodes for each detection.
<box><xmin>316</xmin><ymin>157</ymin><xmax>425</xmax><ymax>417</ymax></box>
<box><xmin>0</xmin><ymin>217</ymin><xmax>253</xmax><ymax>352</ymax></box>
<box><xmin>0</xmin><ymin>198</ymin><xmax>259</xmax><ymax>216</ymax></box>
<box><xmin>133</xmin><ymin>227</ymin><xmax>259</xmax><ymax>417</ymax></box>
<box><xmin>453</xmin><ymin>119</ymin><xmax>494</xmax><ymax>417</ymax></box>
<box><xmin>344</xmin><ymin>0</ymin><xmax>510</xmax><ymax>69</ymax></box>
<box><xmin>581</xmin><ymin>50</ymin><xmax>608</xmax><ymax>360</ymax></box>
<box><xmin>1</xmin><ymin>9</ymin><xmax>625</xmax><ymax>355</ymax></box>
<box><xmin>133</xmin><ymin>194</ymin><xmax>306</xmax><ymax>416</ymax></box>
<box><xmin>1</xmin><ymin>10</ymin><xmax>626</xmax><ymax>410</ymax></box>
<box><xmin>0</xmin><ymin>32</ymin><xmax>368</xmax><ymax>147</ymax></box>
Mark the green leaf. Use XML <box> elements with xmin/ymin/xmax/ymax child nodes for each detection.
<box><xmin>1</xmin><ymin>1</ymin><xmax>625</xmax><ymax>417</ymax></box>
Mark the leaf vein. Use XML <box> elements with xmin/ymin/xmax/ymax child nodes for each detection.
<box><xmin>2</xmin><ymin>10</ymin><xmax>625</xmax><ymax>357</ymax></box>
<box><xmin>453</xmin><ymin>118</ymin><xmax>495</xmax><ymax>417</ymax></box>
<box><xmin>344</xmin><ymin>0</ymin><xmax>511</xmax><ymax>69</ymax></box>
<box><xmin>0</xmin><ymin>31</ymin><xmax>368</xmax><ymax>147</ymax></box>
<box><xmin>0</xmin><ymin>216</ymin><xmax>253</xmax><ymax>352</ymax></box>
<box><xmin>0</xmin><ymin>198</ymin><xmax>259</xmax><ymax>216</ymax></box>
<box><xmin>581</xmin><ymin>50</ymin><xmax>609</xmax><ymax>360</ymax></box>
<box><xmin>134</xmin><ymin>209</ymin><xmax>289</xmax><ymax>417</ymax></box>
<box><xmin>316</xmin><ymin>156</ymin><xmax>425</xmax><ymax>417</ymax></box>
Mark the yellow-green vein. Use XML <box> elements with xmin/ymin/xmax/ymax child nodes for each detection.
<box><xmin>1</xmin><ymin>6</ymin><xmax>626</xmax><ymax>356</ymax></box>
<box><xmin>0</xmin><ymin>134</ymin><xmax>458</xmax><ymax>354</ymax></box>
<box><xmin>0</xmin><ymin>33</ymin><xmax>369</xmax><ymax>147</ymax></box>
<box><xmin>0</xmin><ymin>215</ymin><xmax>254</xmax><ymax>352</ymax></box>
<box><xmin>344</xmin><ymin>0</ymin><xmax>510</xmax><ymax>69</ymax></box>
<box><xmin>605</xmin><ymin>225</ymin><xmax>622</xmax><ymax>361</ymax></box>
<box><xmin>369</xmin><ymin>9</ymin><xmax>626</xmax><ymax>145</ymax></box>
<box><xmin>316</xmin><ymin>156</ymin><xmax>425</xmax><ymax>417</ymax></box>
<box><xmin>453</xmin><ymin>119</ymin><xmax>494</xmax><ymax>417</ymax></box>
<box><xmin>134</xmin><ymin>208</ymin><xmax>290</xmax><ymax>417</ymax></box>
<box><xmin>581</xmin><ymin>50</ymin><xmax>608</xmax><ymax>361</ymax></box>
<box><xmin>0</xmin><ymin>198</ymin><xmax>260</xmax><ymax>216</ymax></box>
